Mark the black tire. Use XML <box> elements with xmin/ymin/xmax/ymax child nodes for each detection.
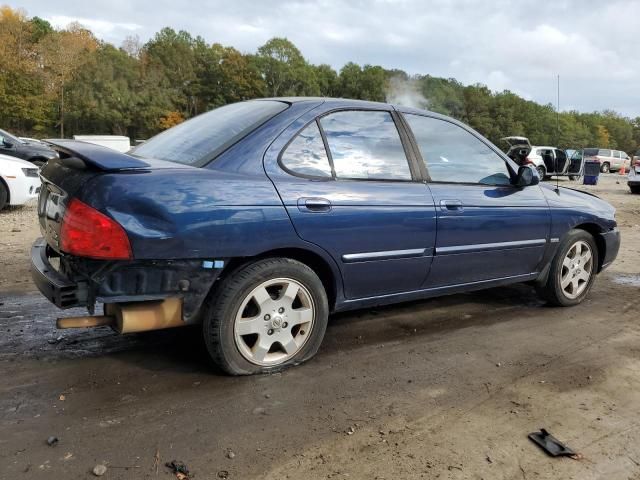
<box><xmin>568</xmin><ymin>175</ymin><xmax>577</xmax><ymax>181</ymax></box>
<box><xmin>202</xmin><ymin>258</ymin><xmax>329</xmax><ymax>375</ymax></box>
<box><xmin>536</xmin><ymin>165</ymin><xmax>546</xmax><ymax>180</ymax></box>
<box><xmin>536</xmin><ymin>229</ymin><xmax>599</xmax><ymax>307</ymax></box>
<box><xmin>630</xmin><ymin>185</ymin><xmax>640</xmax><ymax>194</ymax></box>
<box><xmin>600</xmin><ymin>162</ymin><xmax>610</xmax><ymax>173</ymax></box>
<box><xmin>0</xmin><ymin>181</ymin><xmax>8</xmax><ymax>211</ymax></box>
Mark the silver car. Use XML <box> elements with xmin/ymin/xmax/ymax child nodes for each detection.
<box><xmin>583</xmin><ymin>148</ymin><xmax>630</xmax><ymax>173</ymax></box>
<box><xmin>502</xmin><ymin>137</ymin><xmax>581</xmax><ymax>180</ymax></box>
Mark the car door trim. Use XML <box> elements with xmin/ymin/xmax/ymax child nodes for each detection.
<box><xmin>342</xmin><ymin>247</ymin><xmax>431</xmax><ymax>263</ymax></box>
<box><xmin>436</xmin><ymin>238</ymin><xmax>547</xmax><ymax>254</ymax></box>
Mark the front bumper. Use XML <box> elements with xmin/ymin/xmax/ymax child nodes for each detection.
<box><xmin>599</xmin><ymin>228</ymin><xmax>621</xmax><ymax>270</ymax></box>
<box><xmin>30</xmin><ymin>238</ymin><xmax>87</xmax><ymax>308</ymax></box>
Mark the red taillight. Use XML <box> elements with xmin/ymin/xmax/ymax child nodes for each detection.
<box><xmin>60</xmin><ymin>199</ymin><xmax>132</xmax><ymax>260</ymax></box>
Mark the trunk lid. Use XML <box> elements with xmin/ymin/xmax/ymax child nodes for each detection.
<box><xmin>38</xmin><ymin>140</ymin><xmax>183</xmax><ymax>253</ymax></box>
<box><xmin>501</xmin><ymin>136</ymin><xmax>532</xmax><ymax>164</ymax></box>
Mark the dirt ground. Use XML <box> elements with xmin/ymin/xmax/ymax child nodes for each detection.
<box><xmin>1</xmin><ymin>175</ymin><xmax>639</xmax><ymax>480</ymax></box>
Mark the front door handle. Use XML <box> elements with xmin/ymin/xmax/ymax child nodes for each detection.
<box><xmin>439</xmin><ymin>199</ymin><xmax>464</xmax><ymax>212</ymax></box>
<box><xmin>298</xmin><ymin>197</ymin><xmax>332</xmax><ymax>213</ymax></box>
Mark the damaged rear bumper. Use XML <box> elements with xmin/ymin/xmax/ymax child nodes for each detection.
<box><xmin>30</xmin><ymin>237</ymin><xmax>226</xmax><ymax>322</ymax></box>
<box><xmin>31</xmin><ymin>238</ymin><xmax>88</xmax><ymax>308</ymax></box>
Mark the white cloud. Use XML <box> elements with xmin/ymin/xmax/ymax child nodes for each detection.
<box><xmin>46</xmin><ymin>14</ymin><xmax>141</xmax><ymax>43</ymax></box>
<box><xmin>19</xmin><ymin>0</ymin><xmax>640</xmax><ymax>116</ymax></box>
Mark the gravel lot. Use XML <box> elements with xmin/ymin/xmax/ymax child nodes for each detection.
<box><xmin>1</xmin><ymin>175</ymin><xmax>639</xmax><ymax>480</ymax></box>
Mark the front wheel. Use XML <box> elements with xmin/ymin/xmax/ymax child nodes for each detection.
<box><xmin>202</xmin><ymin>258</ymin><xmax>329</xmax><ymax>375</ymax></box>
<box><xmin>536</xmin><ymin>229</ymin><xmax>598</xmax><ymax>307</ymax></box>
<box><xmin>536</xmin><ymin>166</ymin><xmax>546</xmax><ymax>180</ymax></box>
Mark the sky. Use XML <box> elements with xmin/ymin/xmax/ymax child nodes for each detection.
<box><xmin>14</xmin><ymin>0</ymin><xmax>640</xmax><ymax>117</ymax></box>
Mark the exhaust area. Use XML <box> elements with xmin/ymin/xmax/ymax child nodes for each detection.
<box><xmin>57</xmin><ymin>298</ymin><xmax>184</xmax><ymax>333</ymax></box>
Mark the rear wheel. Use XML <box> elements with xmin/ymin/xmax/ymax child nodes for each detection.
<box><xmin>202</xmin><ymin>258</ymin><xmax>329</xmax><ymax>375</ymax></box>
<box><xmin>600</xmin><ymin>162</ymin><xmax>610</xmax><ymax>173</ymax></box>
<box><xmin>536</xmin><ymin>229</ymin><xmax>598</xmax><ymax>307</ymax></box>
<box><xmin>0</xmin><ymin>182</ymin><xmax>8</xmax><ymax>211</ymax></box>
<box><xmin>536</xmin><ymin>165</ymin><xmax>546</xmax><ymax>180</ymax></box>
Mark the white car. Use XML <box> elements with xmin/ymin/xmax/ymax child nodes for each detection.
<box><xmin>0</xmin><ymin>153</ymin><xmax>41</xmax><ymax>211</ymax></box>
<box><xmin>502</xmin><ymin>137</ymin><xmax>582</xmax><ymax>179</ymax></box>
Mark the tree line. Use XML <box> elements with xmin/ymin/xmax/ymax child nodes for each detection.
<box><xmin>1</xmin><ymin>6</ymin><xmax>639</xmax><ymax>153</ymax></box>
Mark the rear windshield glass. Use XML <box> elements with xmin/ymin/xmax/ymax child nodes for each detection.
<box><xmin>131</xmin><ymin>101</ymin><xmax>288</xmax><ymax>166</ymax></box>
<box><xmin>583</xmin><ymin>148</ymin><xmax>599</xmax><ymax>156</ymax></box>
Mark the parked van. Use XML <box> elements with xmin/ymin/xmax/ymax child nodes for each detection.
<box><xmin>583</xmin><ymin>148</ymin><xmax>630</xmax><ymax>173</ymax></box>
<box><xmin>73</xmin><ymin>135</ymin><xmax>131</xmax><ymax>153</ymax></box>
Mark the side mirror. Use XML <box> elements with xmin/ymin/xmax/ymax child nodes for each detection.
<box><xmin>1</xmin><ymin>139</ymin><xmax>13</xmax><ymax>148</ymax></box>
<box><xmin>514</xmin><ymin>165</ymin><xmax>539</xmax><ymax>187</ymax></box>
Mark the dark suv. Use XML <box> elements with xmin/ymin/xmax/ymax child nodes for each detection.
<box><xmin>0</xmin><ymin>128</ymin><xmax>58</xmax><ymax>166</ymax></box>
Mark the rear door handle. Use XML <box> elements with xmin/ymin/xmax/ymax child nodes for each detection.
<box><xmin>298</xmin><ymin>197</ymin><xmax>332</xmax><ymax>213</ymax></box>
<box><xmin>439</xmin><ymin>199</ymin><xmax>464</xmax><ymax>212</ymax></box>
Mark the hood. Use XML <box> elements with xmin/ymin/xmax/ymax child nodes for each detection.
<box><xmin>540</xmin><ymin>183</ymin><xmax>616</xmax><ymax>221</ymax></box>
<box><xmin>0</xmin><ymin>153</ymin><xmax>39</xmax><ymax>168</ymax></box>
<box><xmin>27</xmin><ymin>142</ymin><xmax>57</xmax><ymax>153</ymax></box>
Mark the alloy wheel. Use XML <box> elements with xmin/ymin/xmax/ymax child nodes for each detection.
<box><xmin>560</xmin><ymin>240</ymin><xmax>593</xmax><ymax>299</ymax></box>
<box><xmin>233</xmin><ymin>278</ymin><xmax>315</xmax><ymax>366</ymax></box>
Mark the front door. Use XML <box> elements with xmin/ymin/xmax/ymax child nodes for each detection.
<box><xmin>402</xmin><ymin>112</ymin><xmax>550</xmax><ymax>287</ymax></box>
<box><xmin>265</xmin><ymin>108</ymin><xmax>436</xmax><ymax>299</ymax></box>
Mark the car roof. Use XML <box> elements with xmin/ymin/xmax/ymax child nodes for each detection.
<box><xmin>259</xmin><ymin>96</ymin><xmax>451</xmax><ymax>118</ymax></box>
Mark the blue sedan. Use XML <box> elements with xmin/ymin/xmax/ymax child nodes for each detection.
<box><xmin>31</xmin><ymin>98</ymin><xmax>620</xmax><ymax>374</ymax></box>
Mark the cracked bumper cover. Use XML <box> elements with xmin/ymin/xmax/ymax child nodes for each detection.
<box><xmin>31</xmin><ymin>237</ymin><xmax>226</xmax><ymax>322</ymax></box>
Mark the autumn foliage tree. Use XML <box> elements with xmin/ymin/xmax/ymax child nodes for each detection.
<box><xmin>0</xmin><ymin>5</ymin><xmax>638</xmax><ymax>153</ymax></box>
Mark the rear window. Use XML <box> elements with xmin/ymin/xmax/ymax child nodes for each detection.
<box><xmin>131</xmin><ymin>101</ymin><xmax>288</xmax><ymax>166</ymax></box>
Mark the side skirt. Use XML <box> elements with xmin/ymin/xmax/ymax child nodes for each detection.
<box><xmin>333</xmin><ymin>272</ymin><xmax>540</xmax><ymax>313</ymax></box>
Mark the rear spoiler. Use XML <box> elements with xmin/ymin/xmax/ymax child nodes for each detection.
<box><xmin>44</xmin><ymin>139</ymin><xmax>151</xmax><ymax>171</ymax></box>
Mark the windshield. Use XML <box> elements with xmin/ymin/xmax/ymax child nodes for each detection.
<box><xmin>131</xmin><ymin>100</ymin><xmax>288</xmax><ymax>166</ymax></box>
<box><xmin>0</xmin><ymin>129</ymin><xmax>24</xmax><ymax>145</ymax></box>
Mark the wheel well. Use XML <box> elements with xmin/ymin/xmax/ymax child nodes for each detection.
<box><xmin>219</xmin><ymin>248</ymin><xmax>338</xmax><ymax>309</ymax></box>
<box><xmin>0</xmin><ymin>177</ymin><xmax>9</xmax><ymax>204</ymax></box>
<box><xmin>574</xmin><ymin>223</ymin><xmax>606</xmax><ymax>272</ymax></box>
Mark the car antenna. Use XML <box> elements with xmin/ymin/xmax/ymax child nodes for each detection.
<box><xmin>555</xmin><ymin>74</ymin><xmax>560</xmax><ymax>194</ymax></box>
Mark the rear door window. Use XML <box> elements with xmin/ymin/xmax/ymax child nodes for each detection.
<box><xmin>613</xmin><ymin>151</ymin><xmax>621</xmax><ymax>159</ymax></box>
<box><xmin>280</xmin><ymin>122</ymin><xmax>332</xmax><ymax>178</ymax></box>
<box><xmin>404</xmin><ymin>114</ymin><xmax>511</xmax><ymax>185</ymax></box>
<box><xmin>319</xmin><ymin>111</ymin><xmax>412</xmax><ymax>180</ymax></box>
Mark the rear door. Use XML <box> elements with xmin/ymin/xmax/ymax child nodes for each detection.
<box><xmin>265</xmin><ymin>108</ymin><xmax>437</xmax><ymax>299</ymax></box>
<box><xmin>554</xmin><ymin>148</ymin><xmax>569</xmax><ymax>173</ymax></box>
<box><xmin>612</xmin><ymin>150</ymin><xmax>622</xmax><ymax>169</ymax></box>
<box><xmin>402</xmin><ymin>113</ymin><xmax>550</xmax><ymax>287</ymax></box>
